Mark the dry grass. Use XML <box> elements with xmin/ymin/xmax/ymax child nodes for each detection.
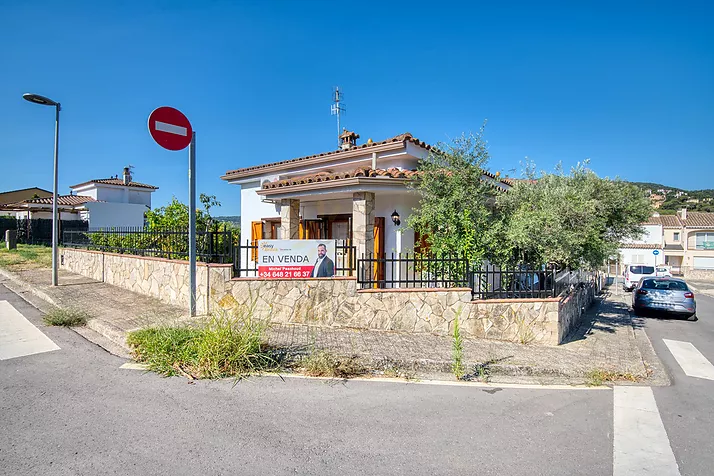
<box><xmin>43</xmin><ymin>308</ymin><xmax>89</xmax><ymax>327</ymax></box>
<box><xmin>585</xmin><ymin>369</ymin><xmax>642</xmax><ymax>386</ymax></box>
<box><xmin>298</xmin><ymin>349</ymin><xmax>367</xmax><ymax>379</ymax></box>
<box><xmin>127</xmin><ymin>312</ymin><xmax>279</xmax><ymax>379</ymax></box>
<box><xmin>0</xmin><ymin>244</ymin><xmax>53</xmax><ymax>270</ymax></box>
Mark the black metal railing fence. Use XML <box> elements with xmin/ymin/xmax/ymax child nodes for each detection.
<box><xmin>63</xmin><ymin>225</ymin><xmax>234</xmax><ymax>263</ymax></box>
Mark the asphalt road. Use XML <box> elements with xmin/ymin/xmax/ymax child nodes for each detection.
<box><xmin>0</xmin><ymin>283</ymin><xmax>614</xmax><ymax>476</ymax></box>
<box><xmin>4</xmin><ymin>281</ymin><xmax>714</xmax><ymax>475</ymax></box>
<box><xmin>641</xmin><ymin>291</ymin><xmax>714</xmax><ymax>476</ymax></box>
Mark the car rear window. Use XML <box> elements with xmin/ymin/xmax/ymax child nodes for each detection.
<box><xmin>630</xmin><ymin>266</ymin><xmax>655</xmax><ymax>275</ymax></box>
<box><xmin>641</xmin><ymin>279</ymin><xmax>688</xmax><ymax>291</ymax></box>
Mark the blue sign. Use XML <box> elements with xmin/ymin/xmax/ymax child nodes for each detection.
<box><xmin>653</xmin><ymin>250</ymin><xmax>660</xmax><ymax>256</ymax></box>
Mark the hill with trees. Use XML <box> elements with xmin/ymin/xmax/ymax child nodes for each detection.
<box><xmin>630</xmin><ymin>182</ymin><xmax>714</xmax><ymax>214</ymax></box>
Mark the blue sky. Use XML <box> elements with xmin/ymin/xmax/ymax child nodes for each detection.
<box><xmin>1</xmin><ymin>1</ymin><xmax>712</xmax><ymax>215</ymax></box>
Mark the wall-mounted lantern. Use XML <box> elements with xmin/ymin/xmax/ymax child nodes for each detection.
<box><xmin>391</xmin><ymin>209</ymin><xmax>401</xmax><ymax>226</ymax></box>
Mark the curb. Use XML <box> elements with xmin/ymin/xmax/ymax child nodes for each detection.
<box><xmin>86</xmin><ymin>318</ymin><xmax>132</xmax><ymax>353</ymax></box>
<box><xmin>0</xmin><ymin>266</ymin><xmax>132</xmax><ymax>356</ymax></box>
<box><xmin>0</xmin><ymin>267</ymin><xmax>60</xmax><ymax>308</ymax></box>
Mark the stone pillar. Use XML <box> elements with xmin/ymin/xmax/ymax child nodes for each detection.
<box><xmin>353</xmin><ymin>192</ymin><xmax>375</xmax><ymax>258</ymax></box>
<box><xmin>5</xmin><ymin>229</ymin><xmax>17</xmax><ymax>250</ymax></box>
<box><xmin>279</xmin><ymin>199</ymin><xmax>300</xmax><ymax>239</ymax></box>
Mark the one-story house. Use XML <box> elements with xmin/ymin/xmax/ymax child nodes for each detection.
<box><xmin>0</xmin><ymin>187</ymin><xmax>52</xmax><ymax>216</ymax></box>
<box><xmin>221</xmin><ymin>130</ymin><xmax>511</xmax><ymax>278</ymax></box>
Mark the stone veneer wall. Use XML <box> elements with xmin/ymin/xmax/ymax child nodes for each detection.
<box><xmin>557</xmin><ymin>284</ymin><xmax>597</xmax><ymax>343</ymax></box>
<box><xmin>60</xmin><ymin>248</ymin><xmax>594</xmax><ymax>346</ymax></box>
<box><xmin>683</xmin><ymin>267</ymin><xmax>714</xmax><ymax>282</ymax></box>
<box><xmin>60</xmin><ymin>248</ymin><xmax>232</xmax><ymax>315</ymax></box>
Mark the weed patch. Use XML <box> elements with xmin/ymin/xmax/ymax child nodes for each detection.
<box><xmin>43</xmin><ymin>308</ymin><xmax>89</xmax><ymax>327</ymax></box>
<box><xmin>585</xmin><ymin>369</ymin><xmax>641</xmax><ymax>386</ymax></box>
<box><xmin>451</xmin><ymin>312</ymin><xmax>465</xmax><ymax>380</ymax></box>
<box><xmin>299</xmin><ymin>349</ymin><xmax>366</xmax><ymax>379</ymax></box>
<box><xmin>127</xmin><ymin>312</ymin><xmax>279</xmax><ymax>379</ymax></box>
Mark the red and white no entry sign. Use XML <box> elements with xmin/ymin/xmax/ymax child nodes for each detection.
<box><xmin>148</xmin><ymin>106</ymin><xmax>193</xmax><ymax>151</ymax></box>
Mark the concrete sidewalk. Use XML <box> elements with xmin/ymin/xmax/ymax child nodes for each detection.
<box><xmin>0</xmin><ymin>266</ymin><xmax>666</xmax><ymax>385</ymax></box>
<box><xmin>685</xmin><ymin>279</ymin><xmax>714</xmax><ymax>298</ymax></box>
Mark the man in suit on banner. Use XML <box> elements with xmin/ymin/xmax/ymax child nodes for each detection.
<box><xmin>311</xmin><ymin>243</ymin><xmax>334</xmax><ymax>278</ymax></box>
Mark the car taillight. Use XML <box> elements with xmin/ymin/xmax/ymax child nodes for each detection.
<box><xmin>684</xmin><ymin>292</ymin><xmax>694</xmax><ymax>299</ymax></box>
<box><xmin>637</xmin><ymin>289</ymin><xmax>648</xmax><ymax>295</ymax></box>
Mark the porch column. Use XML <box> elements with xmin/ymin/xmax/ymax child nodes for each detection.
<box><xmin>353</xmin><ymin>192</ymin><xmax>375</xmax><ymax>258</ymax></box>
<box><xmin>279</xmin><ymin>199</ymin><xmax>300</xmax><ymax>239</ymax></box>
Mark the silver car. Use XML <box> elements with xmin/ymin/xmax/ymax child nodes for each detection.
<box><xmin>632</xmin><ymin>277</ymin><xmax>697</xmax><ymax>321</ymax></box>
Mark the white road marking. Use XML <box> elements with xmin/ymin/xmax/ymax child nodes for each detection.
<box><xmin>0</xmin><ymin>300</ymin><xmax>60</xmax><ymax>360</ymax></box>
<box><xmin>613</xmin><ymin>386</ymin><xmax>680</xmax><ymax>476</ymax></box>
<box><xmin>663</xmin><ymin>339</ymin><xmax>714</xmax><ymax>381</ymax></box>
<box><xmin>155</xmin><ymin>121</ymin><xmax>187</xmax><ymax>136</ymax></box>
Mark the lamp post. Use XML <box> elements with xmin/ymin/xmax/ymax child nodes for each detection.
<box><xmin>23</xmin><ymin>93</ymin><xmax>61</xmax><ymax>286</ymax></box>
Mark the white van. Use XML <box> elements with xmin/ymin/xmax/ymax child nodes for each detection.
<box><xmin>623</xmin><ymin>264</ymin><xmax>656</xmax><ymax>291</ymax></box>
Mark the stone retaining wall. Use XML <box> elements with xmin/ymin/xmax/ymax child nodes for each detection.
<box><xmin>683</xmin><ymin>267</ymin><xmax>714</xmax><ymax>282</ymax></box>
<box><xmin>60</xmin><ymin>248</ymin><xmax>593</xmax><ymax>346</ymax></box>
<box><xmin>60</xmin><ymin>248</ymin><xmax>232</xmax><ymax>315</ymax></box>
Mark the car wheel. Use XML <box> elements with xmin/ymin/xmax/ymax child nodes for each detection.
<box><xmin>687</xmin><ymin>314</ymin><xmax>698</xmax><ymax>322</ymax></box>
<box><xmin>633</xmin><ymin>308</ymin><xmax>644</xmax><ymax>317</ymax></box>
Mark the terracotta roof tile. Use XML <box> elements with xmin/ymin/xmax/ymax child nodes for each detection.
<box><xmin>619</xmin><ymin>243</ymin><xmax>661</xmax><ymax>249</ymax></box>
<box><xmin>682</xmin><ymin>212</ymin><xmax>714</xmax><ymax>228</ymax></box>
<box><xmin>262</xmin><ymin>167</ymin><xmax>420</xmax><ymax>190</ymax></box>
<box><xmin>70</xmin><ymin>178</ymin><xmax>158</xmax><ymax>190</ymax></box>
<box><xmin>658</xmin><ymin>215</ymin><xmax>682</xmax><ymax>227</ymax></box>
<box><xmin>642</xmin><ymin>215</ymin><xmax>683</xmax><ymax>227</ymax></box>
<box><xmin>225</xmin><ymin>133</ymin><xmax>431</xmax><ymax>177</ymax></box>
<box><xmin>16</xmin><ymin>195</ymin><xmax>97</xmax><ymax>206</ymax></box>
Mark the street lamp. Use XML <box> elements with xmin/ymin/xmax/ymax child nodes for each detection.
<box><xmin>23</xmin><ymin>93</ymin><xmax>61</xmax><ymax>286</ymax></box>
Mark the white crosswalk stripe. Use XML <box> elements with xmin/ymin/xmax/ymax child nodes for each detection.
<box><xmin>663</xmin><ymin>339</ymin><xmax>714</xmax><ymax>381</ymax></box>
<box><xmin>613</xmin><ymin>386</ymin><xmax>680</xmax><ymax>476</ymax></box>
<box><xmin>0</xmin><ymin>300</ymin><xmax>60</xmax><ymax>360</ymax></box>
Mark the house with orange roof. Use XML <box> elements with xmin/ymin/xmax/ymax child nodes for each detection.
<box><xmin>1</xmin><ymin>167</ymin><xmax>158</xmax><ymax>229</ymax></box>
<box><xmin>221</xmin><ymin>130</ymin><xmax>511</xmax><ymax>278</ymax></box>
<box><xmin>618</xmin><ymin>209</ymin><xmax>714</xmax><ymax>277</ymax></box>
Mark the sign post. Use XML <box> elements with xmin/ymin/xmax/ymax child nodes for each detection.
<box><xmin>653</xmin><ymin>249</ymin><xmax>660</xmax><ymax>266</ymax></box>
<box><xmin>148</xmin><ymin>106</ymin><xmax>197</xmax><ymax>316</ymax></box>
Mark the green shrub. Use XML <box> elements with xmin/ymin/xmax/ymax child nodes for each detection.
<box><xmin>451</xmin><ymin>312</ymin><xmax>465</xmax><ymax>380</ymax></box>
<box><xmin>127</xmin><ymin>312</ymin><xmax>277</xmax><ymax>379</ymax></box>
<box><xmin>43</xmin><ymin>308</ymin><xmax>89</xmax><ymax>327</ymax></box>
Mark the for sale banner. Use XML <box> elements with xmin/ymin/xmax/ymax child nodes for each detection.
<box><xmin>258</xmin><ymin>240</ymin><xmax>337</xmax><ymax>279</ymax></box>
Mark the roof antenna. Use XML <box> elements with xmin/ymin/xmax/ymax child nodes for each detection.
<box><xmin>330</xmin><ymin>87</ymin><xmax>346</xmax><ymax>148</ymax></box>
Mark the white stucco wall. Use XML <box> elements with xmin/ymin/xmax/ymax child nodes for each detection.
<box><xmin>619</xmin><ymin>249</ymin><xmax>659</xmax><ymax>267</ymax></box>
<box><xmin>374</xmin><ymin>192</ymin><xmax>418</xmax><ymax>256</ymax></box>
<box><xmin>239</xmin><ymin>181</ymin><xmax>277</xmax><ymax>246</ymax></box>
<box><xmin>73</xmin><ymin>185</ymin><xmax>152</xmax><ymax>207</ymax></box>
<box><xmin>127</xmin><ymin>189</ymin><xmax>152</xmax><ymax>206</ymax></box>
<box><xmin>94</xmin><ymin>187</ymin><xmax>127</xmax><ymax>203</ymax></box>
<box><xmin>622</xmin><ymin>224</ymin><xmax>662</xmax><ymax>245</ymax></box>
<box><xmin>16</xmin><ymin>210</ymin><xmax>81</xmax><ymax>221</ymax></box>
<box><xmin>83</xmin><ymin>202</ymin><xmax>148</xmax><ymax>229</ymax></box>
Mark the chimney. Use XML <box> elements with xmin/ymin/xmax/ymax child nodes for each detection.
<box><xmin>681</xmin><ymin>208</ymin><xmax>687</xmax><ymax>221</ymax></box>
<box><xmin>122</xmin><ymin>167</ymin><xmax>132</xmax><ymax>185</ymax></box>
<box><xmin>339</xmin><ymin>129</ymin><xmax>360</xmax><ymax>150</ymax></box>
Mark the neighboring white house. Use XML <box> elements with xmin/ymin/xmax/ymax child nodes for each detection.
<box><xmin>618</xmin><ymin>210</ymin><xmax>714</xmax><ymax>274</ymax></box>
<box><xmin>1</xmin><ymin>168</ymin><xmax>158</xmax><ymax>229</ymax></box>
<box><xmin>619</xmin><ymin>219</ymin><xmax>664</xmax><ymax>267</ymax></box>
<box><xmin>221</xmin><ymin>130</ymin><xmax>511</xmax><ymax>279</ymax></box>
